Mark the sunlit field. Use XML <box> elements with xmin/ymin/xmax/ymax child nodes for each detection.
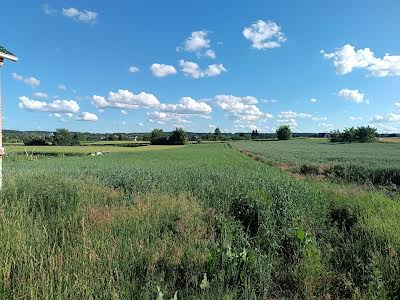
<box><xmin>232</xmin><ymin>139</ymin><xmax>400</xmax><ymax>185</ymax></box>
<box><xmin>4</xmin><ymin>144</ymin><xmax>183</xmax><ymax>158</ymax></box>
<box><xmin>379</xmin><ymin>137</ymin><xmax>400</xmax><ymax>143</ymax></box>
<box><xmin>1</xmin><ymin>143</ymin><xmax>399</xmax><ymax>299</ymax></box>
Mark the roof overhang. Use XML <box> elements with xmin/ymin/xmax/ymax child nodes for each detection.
<box><xmin>0</xmin><ymin>51</ymin><xmax>18</xmax><ymax>62</ymax></box>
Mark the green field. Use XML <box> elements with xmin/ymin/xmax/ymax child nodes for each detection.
<box><xmin>81</xmin><ymin>140</ymin><xmax>150</xmax><ymax>146</ymax></box>
<box><xmin>1</xmin><ymin>143</ymin><xmax>399</xmax><ymax>299</ymax></box>
<box><xmin>4</xmin><ymin>144</ymin><xmax>182</xmax><ymax>158</ymax></box>
<box><xmin>232</xmin><ymin>139</ymin><xmax>400</xmax><ymax>185</ymax></box>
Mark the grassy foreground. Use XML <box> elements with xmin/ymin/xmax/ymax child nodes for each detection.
<box><xmin>1</xmin><ymin>144</ymin><xmax>399</xmax><ymax>299</ymax></box>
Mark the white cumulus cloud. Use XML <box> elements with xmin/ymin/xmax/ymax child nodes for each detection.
<box><xmin>321</xmin><ymin>44</ymin><xmax>375</xmax><ymax>75</ymax></box>
<box><xmin>278</xmin><ymin>111</ymin><xmax>313</xmax><ymax>119</ymax></box>
<box><xmin>349</xmin><ymin>116</ymin><xmax>363</xmax><ymax>121</ymax></box>
<box><xmin>51</xmin><ymin>111</ymin><xmax>98</xmax><ymax>122</ymax></box>
<box><xmin>277</xmin><ymin>118</ymin><xmax>297</xmax><ymax>129</ymax></box>
<box><xmin>92</xmin><ymin>89</ymin><xmax>160</xmax><ymax>110</ymax></box>
<box><xmin>77</xmin><ymin>112</ymin><xmax>98</xmax><ymax>121</ymax></box>
<box><xmin>159</xmin><ymin>97</ymin><xmax>212</xmax><ymax>115</ymax></box>
<box><xmin>178</xmin><ymin>31</ymin><xmax>218</xmax><ymax>58</ymax></box>
<box><xmin>62</xmin><ymin>7</ymin><xmax>98</xmax><ymax>24</ymax></box>
<box><xmin>182</xmin><ymin>31</ymin><xmax>210</xmax><ymax>52</ymax></box>
<box><xmin>150</xmin><ymin>63</ymin><xmax>177</xmax><ymax>77</ymax></box>
<box><xmin>128</xmin><ymin>66</ymin><xmax>140</xmax><ymax>73</ymax></box>
<box><xmin>369</xmin><ymin>55</ymin><xmax>400</xmax><ymax>77</ymax></box>
<box><xmin>243</xmin><ymin>20</ymin><xmax>287</xmax><ymax>49</ymax></box>
<box><xmin>338</xmin><ymin>89</ymin><xmax>366</xmax><ymax>104</ymax></box>
<box><xmin>33</xmin><ymin>92</ymin><xmax>48</xmax><ymax>98</ymax></box>
<box><xmin>214</xmin><ymin>95</ymin><xmax>271</xmax><ymax>123</ymax></box>
<box><xmin>322</xmin><ymin>44</ymin><xmax>400</xmax><ymax>77</ymax></box>
<box><xmin>371</xmin><ymin>113</ymin><xmax>400</xmax><ymax>123</ymax></box>
<box><xmin>179</xmin><ymin>60</ymin><xmax>226</xmax><ymax>79</ymax></box>
<box><xmin>12</xmin><ymin>73</ymin><xmax>40</xmax><ymax>88</ymax></box>
<box><xmin>19</xmin><ymin>96</ymin><xmax>80</xmax><ymax>113</ymax></box>
<box><xmin>205</xmin><ymin>49</ymin><xmax>216</xmax><ymax>59</ymax></box>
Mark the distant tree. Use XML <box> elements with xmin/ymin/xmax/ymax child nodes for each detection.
<box><xmin>23</xmin><ymin>136</ymin><xmax>48</xmax><ymax>146</ymax></box>
<box><xmin>150</xmin><ymin>129</ymin><xmax>168</xmax><ymax>145</ymax></box>
<box><xmin>52</xmin><ymin>129</ymin><xmax>80</xmax><ymax>146</ymax></box>
<box><xmin>329</xmin><ymin>130</ymin><xmax>342</xmax><ymax>143</ymax></box>
<box><xmin>276</xmin><ymin>125</ymin><xmax>292</xmax><ymax>140</ymax></box>
<box><xmin>251</xmin><ymin>129</ymin><xmax>259</xmax><ymax>139</ymax></box>
<box><xmin>330</xmin><ymin>126</ymin><xmax>377</xmax><ymax>143</ymax></box>
<box><xmin>355</xmin><ymin>126</ymin><xmax>378</xmax><ymax>143</ymax></box>
<box><xmin>342</xmin><ymin>127</ymin><xmax>356</xmax><ymax>143</ymax></box>
<box><xmin>141</xmin><ymin>134</ymin><xmax>151</xmax><ymax>141</ymax></box>
<box><xmin>169</xmin><ymin>128</ymin><xmax>188</xmax><ymax>145</ymax></box>
<box><xmin>214</xmin><ymin>127</ymin><xmax>222</xmax><ymax>140</ymax></box>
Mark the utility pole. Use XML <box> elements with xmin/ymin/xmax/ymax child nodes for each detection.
<box><xmin>0</xmin><ymin>45</ymin><xmax>18</xmax><ymax>189</ymax></box>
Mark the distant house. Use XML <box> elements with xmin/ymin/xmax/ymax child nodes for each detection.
<box><xmin>318</xmin><ymin>133</ymin><xmax>330</xmax><ymax>138</ymax></box>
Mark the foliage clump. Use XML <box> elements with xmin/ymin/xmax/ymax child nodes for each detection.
<box><xmin>276</xmin><ymin>125</ymin><xmax>292</xmax><ymax>140</ymax></box>
<box><xmin>150</xmin><ymin>128</ymin><xmax>188</xmax><ymax>145</ymax></box>
<box><xmin>52</xmin><ymin>128</ymin><xmax>80</xmax><ymax>146</ymax></box>
<box><xmin>23</xmin><ymin>136</ymin><xmax>49</xmax><ymax>146</ymax></box>
<box><xmin>330</xmin><ymin>126</ymin><xmax>377</xmax><ymax>143</ymax></box>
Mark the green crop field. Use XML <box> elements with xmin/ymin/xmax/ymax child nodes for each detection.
<box><xmin>4</xmin><ymin>144</ymin><xmax>182</xmax><ymax>159</ymax></box>
<box><xmin>232</xmin><ymin>139</ymin><xmax>400</xmax><ymax>185</ymax></box>
<box><xmin>81</xmin><ymin>140</ymin><xmax>151</xmax><ymax>146</ymax></box>
<box><xmin>1</xmin><ymin>143</ymin><xmax>399</xmax><ymax>299</ymax></box>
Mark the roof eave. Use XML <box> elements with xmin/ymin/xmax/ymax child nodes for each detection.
<box><xmin>0</xmin><ymin>52</ymin><xmax>18</xmax><ymax>62</ymax></box>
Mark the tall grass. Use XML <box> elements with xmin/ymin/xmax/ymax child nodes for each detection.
<box><xmin>1</xmin><ymin>144</ymin><xmax>399</xmax><ymax>299</ymax></box>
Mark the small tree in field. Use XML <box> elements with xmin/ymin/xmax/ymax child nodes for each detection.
<box><xmin>276</xmin><ymin>125</ymin><xmax>292</xmax><ymax>140</ymax></box>
<box><xmin>150</xmin><ymin>129</ymin><xmax>167</xmax><ymax>145</ymax></box>
<box><xmin>355</xmin><ymin>126</ymin><xmax>378</xmax><ymax>143</ymax></box>
<box><xmin>330</xmin><ymin>126</ymin><xmax>377</xmax><ymax>143</ymax></box>
<box><xmin>329</xmin><ymin>130</ymin><xmax>342</xmax><ymax>143</ymax></box>
<box><xmin>214</xmin><ymin>127</ymin><xmax>222</xmax><ymax>140</ymax></box>
<box><xmin>342</xmin><ymin>127</ymin><xmax>357</xmax><ymax>143</ymax></box>
<box><xmin>52</xmin><ymin>128</ymin><xmax>80</xmax><ymax>146</ymax></box>
<box><xmin>169</xmin><ymin>128</ymin><xmax>188</xmax><ymax>145</ymax></box>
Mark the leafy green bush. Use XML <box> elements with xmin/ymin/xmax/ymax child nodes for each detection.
<box><xmin>23</xmin><ymin>137</ymin><xmax>49</xmax><ymax>146</ymax></box>
<box><xmin>169</xmin><ymin>128</ymin><xmax>188</xmax><ymax>145</ymax></box>
<box><xmin>52</xmin><ymin>128</ymin><xmax>80</xmax><ymax>146</ymax></box>
<box><xmin>150</xmin><ymin>128</ymin><xmax>188</xmax><ymax>145</ymax></box>
<box><xmin>150</xmin><ymin>129</ymin><xmax>168</xmax><ymax>145</ymax></box>
<box><xmin>330</xmin><ymin>126</ymin><xmax>377</xmax><ymax>143</ymax></box>
<box><xmin>276</xmin><ymin>125</ymin><xmax>292</xmax><ymax>140</ymax></box>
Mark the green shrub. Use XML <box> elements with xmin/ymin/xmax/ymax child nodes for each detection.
<box><xmin>330</xmin><ymin>126</ymin><xmax>377</xmax><ymax>143</ymax></box>
<box><xmin>52</xmin><ymin>128</ymin><xmax>80</xmax><ymax>146</ymax></box>
<box><xmin>151</xmin><ymin>128</ymin><xmax>188</xmax><ymax>145</ymax></box>
<box><xmin>169</xmin><ymin>128</ymin><xmax>188</xmax><ymax>145</ymax></box>
<box><xmin>150</xmin><ymin>129</ymin><xmax>168</xmax><ymax>145</ymax></box>
<box><xmin>276</xmin><ymin>125</ymin><xmax>292</xmax><ymax>140</ymax></box>
<box><xmin>23</xmin><ymin>137</ymin><xmax>49</xmax><ymax>146</ymax></box>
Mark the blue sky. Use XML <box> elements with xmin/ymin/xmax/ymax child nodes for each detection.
<box><xmin>1</xmin><ymin>0</ymin><xmax>399</xmax><ymax>133</ymax></box>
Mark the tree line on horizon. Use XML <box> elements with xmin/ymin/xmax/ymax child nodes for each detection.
<box><xmin>5</xmin><ymin>125</ymin><xmax>397</xmax><ymax>146</ymax></box>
